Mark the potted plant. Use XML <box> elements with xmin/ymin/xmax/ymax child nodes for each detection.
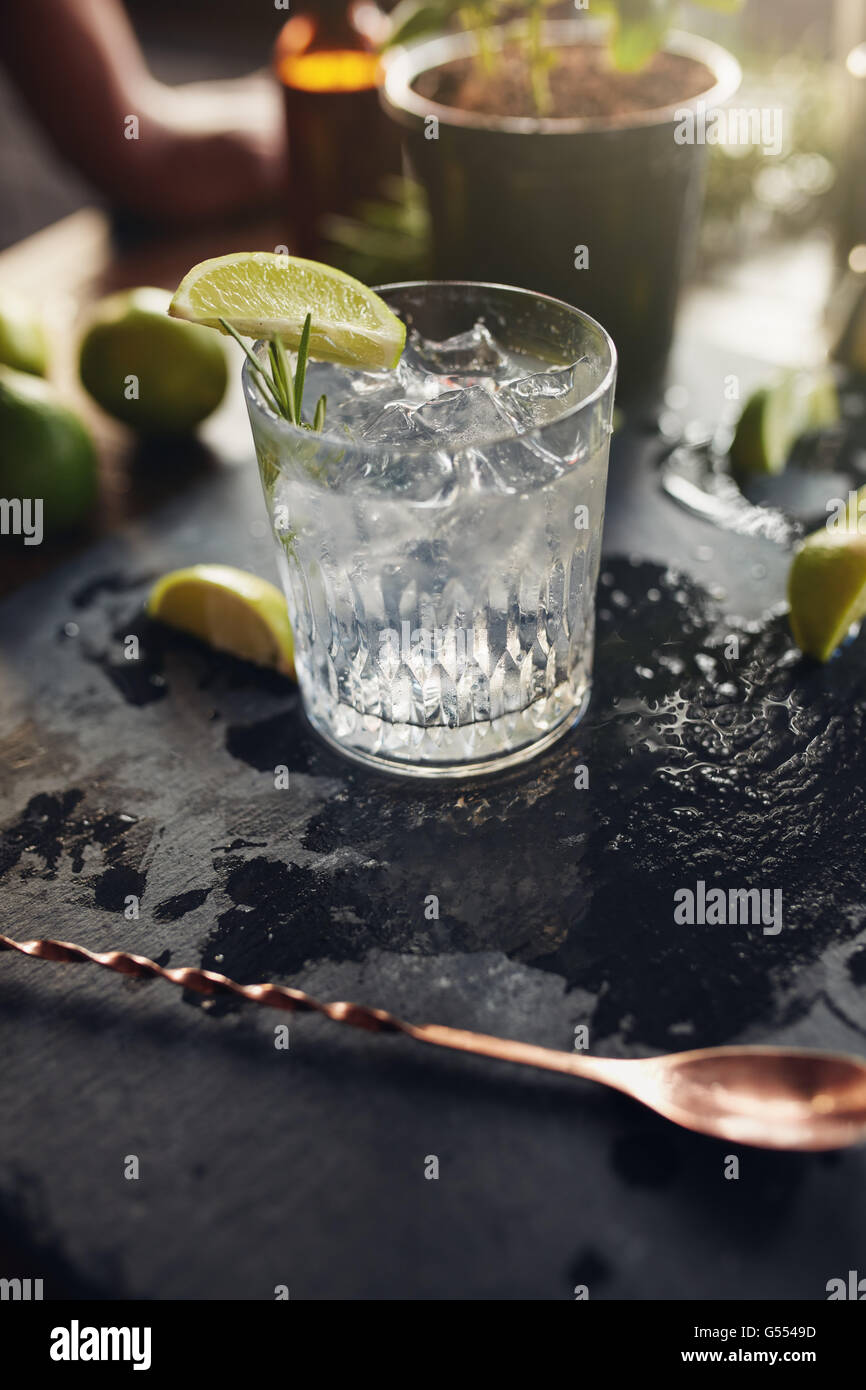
<box><xmin>381</xmin><ymin>2</ymin><xmax>741</xmax><ymax>410</ymax></box>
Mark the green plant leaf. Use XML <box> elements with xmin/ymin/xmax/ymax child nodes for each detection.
<box><xmin>386</xmin><ymin>0</ymin><xmax>742</xmax><ymax>84</ymax></box>
<box><xmin>385</xmin><ymin>0</ymin><xmax>463</xmax><ymax>49</ymax></box>
<box><xmin>608</xmin><ymin>0</ymin><xmax>678</xmax><ymax>72</ymax></box>
<box><xmin>217</xmin><ymin>315</ymin><xmax>327</xmax><ymax>433</ymax></box>
<box><xmin>218</xmin><ymin>317</ymin><xmax>284</xmax><ymax>417</ymax></box>
<box><xmin>321</xmin><ymin>177</ymin><xmax>431</xmax><ymax>285</ymax></box>
<box><xmin>269</xmin><ymin>337</ymin><xmax>296</xmax><ymax>425</ymax></box>
<box><xmin>294</xmin><ymin>313</ymin><xmax>312</xmax><ymax>425</ymax></box>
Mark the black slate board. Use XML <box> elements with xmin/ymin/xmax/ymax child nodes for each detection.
<box><xmin>2</xmin><ymin>375</ymin><xmax>866</xmax><ymax>1301</ymax></box>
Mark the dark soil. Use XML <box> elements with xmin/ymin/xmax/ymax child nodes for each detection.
<box><xmin>413</xmin><ymin>43</ymin><xmax>715</xmax><ymax>120</ymax></box>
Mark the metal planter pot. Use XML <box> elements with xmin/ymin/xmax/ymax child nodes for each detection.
<box><xmin>383</xmin><ymin>20</ymin><xmax>740</xmax><ymax>409</ymax></box>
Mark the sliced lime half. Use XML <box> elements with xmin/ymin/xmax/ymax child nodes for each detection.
<box><xmin>788</xmin><ymin>487</ymin><xmax>866</xmax><ymax>661</ymax></box>
<box><xmin>168</xmin><ymin>252</ymin><xmax>405</xmax><ymax>370</ymax></box>
<box><xmin>147</xmin><ymin>564</ymin><xmax>295</xmax><ymax>677</ymax></box>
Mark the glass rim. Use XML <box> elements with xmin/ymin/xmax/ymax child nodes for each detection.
<box><xmin>242</xmin><ymin>279</ymin><xmax>617</xmax><ymax>459</ymax></box>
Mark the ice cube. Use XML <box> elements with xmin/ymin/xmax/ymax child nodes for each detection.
<box><xmin>498</xmin><ymin>363</ymin><xmax>581</xmax><ymax>428</ymax></box>
<box><xmin>413</xmin><ymin>386</ymin><xmax>515</xmax><ymax>447</ymax></box>
<box><xmin>456</xmin><ymin>446</ymin><xmax>519</xmax><ymax>496</ymax></box>
<box><xmin>470</xmin><ymin>436</ymin><xmax>569</xmax><ymax>494</ymax></box>
<box><xmin>407</xmin><ymin>323</ymin><xmax>507</xmax><ymax>376</ymax></box>
<box><xmin>308</xmin><ymin>360</ymin><xmax>410</xmax><ymax>416</ymax></box>
<box><xmin>349</xmin><ymin>366</ymin><xmax>400</xmax><ymax>397</ymax></box>
<box><xmin>395</xmin><ymin>357</ymin><xmax>446</xmax><ymax>402</ymax></box>
<box><xmin>359</xmin><ymin>402</ymin><xmax>435</xmax><ymax>446</ymax></box>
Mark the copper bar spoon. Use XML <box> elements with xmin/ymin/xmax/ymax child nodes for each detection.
<box><xmin>3</xmin><ymin>933</ymin><xmax>865</xmax><ymax>1151</ymax></box>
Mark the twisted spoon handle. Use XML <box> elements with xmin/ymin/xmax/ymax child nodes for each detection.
<box><xmin>0</xmin><ymin>933</ymin><xmax>620</xmax><ymax>1084</ymax></box>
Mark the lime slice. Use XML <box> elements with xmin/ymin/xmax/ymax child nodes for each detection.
<box><xmin>168</xmin><ymin>252</ymin><xmax>406</xmax><ymax>370</ymax></box>
<box><xmin>730</xmin><ymin>369</ymin><xmax>839</xmax><ymax>481</ymax></box>
<box><xmin>147</xmin><ymin>564</ymin><xmax>295</xmax><ymax>677</ymax></box>
<box><xmin>788</xmin><ymin>488</ymin><xmax>866</xmax><ymax>661</ymax></box>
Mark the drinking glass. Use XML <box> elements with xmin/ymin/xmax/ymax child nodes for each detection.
<box><xmin>243</xmin><ymin>281</ymin><xmax>616</xmax><ymax>778</ymax></box>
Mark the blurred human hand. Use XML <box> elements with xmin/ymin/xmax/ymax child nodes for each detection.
<box><xmin>0</xmin><ymin>0</ymin><xmax>287</xmax><ymax>226</ymax></box>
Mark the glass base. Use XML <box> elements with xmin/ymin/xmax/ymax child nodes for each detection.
<box><xmin>302</xmin><ymin>680</ymin><xmax>591</xmax><ymax>780</ymax></box>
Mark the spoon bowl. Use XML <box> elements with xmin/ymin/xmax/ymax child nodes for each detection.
<box><xmin>601</xmin><ymin>1046</ymin><xmax>866</xmax><ymax>1150</ymax></box>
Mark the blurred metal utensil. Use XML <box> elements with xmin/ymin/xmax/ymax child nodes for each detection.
<box><xmin>3</xmin><ymin>932</ymin><xmax>865</xmax><ymax>1151</ymax></box>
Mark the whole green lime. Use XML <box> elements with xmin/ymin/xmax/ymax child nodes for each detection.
<box><xmin>0</xmin><ymin>366</ymin><xmax>99</xmax><ymax>533</ymax></box>
<box><xmin>79</xmin><ymin>287</ymin><xmax>228</xmax><ymax>434</ymax></box>
<box><xmin>0</xmin><ymin>288</ymin><xmax>48</xmax><ymax>376</ymax></box>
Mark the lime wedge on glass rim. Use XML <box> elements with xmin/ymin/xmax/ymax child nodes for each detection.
<box><xmin>168</xmin><ymin>252</ymin><xmax>405</xmax><ymax>370</ymax></box>
<box><xmin>788</xmin><ymin>486</ymin><xmax>866</xmax><ymax>662</ymax></box>
<box><xmin>147</xmin><ymin>564</ymin><xmax>295</xmax><ymax>678</ymax></box>
<box><xmin>729</xmin><ymin>368</ymin><xmax>839</xmax><ymax>482</ymax></box>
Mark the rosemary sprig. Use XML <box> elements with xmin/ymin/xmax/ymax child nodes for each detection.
<box><xmin>268</xmin><ymin>337</ymin><xmax>295</xmax><ymax>425</ymax></box>
<box><xmin>219</xmin><ymin>314</ymin><xmax>327</xmax><ymax>432</ymax></box>
<box><xmin>294</xmin><ymin>313</ymin><xmax>312</xmax><ymax>425</ymax></box>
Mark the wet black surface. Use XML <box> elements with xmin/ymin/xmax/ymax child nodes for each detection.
<box><xmin>2</xmin><ymin>407</ymin><xmax>866</xmax><ymax>1300</ymax></box>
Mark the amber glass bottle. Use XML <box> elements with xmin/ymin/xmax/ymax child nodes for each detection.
<box><xmin>274</xmin><ymin>1</ymin><xmax>400</xmax><ymax>258</ymax></box>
